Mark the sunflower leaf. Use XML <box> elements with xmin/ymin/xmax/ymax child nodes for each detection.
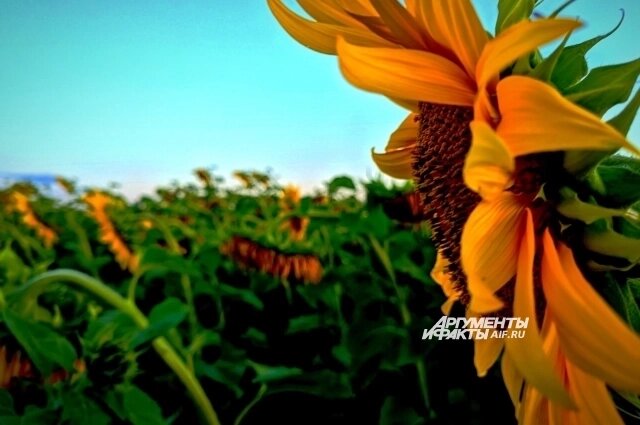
<box><xmin>608</xmin><ymin>88</ymin><xmax>640</xmax><ymax>135</ymax></box>
<box><xmin>551</xmin><ymin>12</ymin><xmax>623</xmax><ymax>90</ymax></box>
<box><xmin>530</xmin><ymin>33</ymin><xmax>571</xmax><ymax>82</ymax></box>
<box><xmin>588</xmin><ymin>156</ymin><xmax>640</xmax><ymax>206</ymax></box>
<box><xmin>566</xmin><ymin>58</ymin><xmax>640</xmax><ymax>116</ymax></box>
<box><xmin>496</xmin><ymin>0</ymin><xmax>534</xmax><ymax>33</ymax></box>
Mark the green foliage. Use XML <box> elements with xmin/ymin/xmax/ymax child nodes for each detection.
<box><xmin>0</xmin><ymin>173</ymin><xmax>514</xmax><ymax>424</ymax></box>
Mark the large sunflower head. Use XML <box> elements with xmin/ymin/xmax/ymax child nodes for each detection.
<box><xmin>271</xmin><ymin>1</ymin><xmax>640</xmax><ymax>423</ymax></box>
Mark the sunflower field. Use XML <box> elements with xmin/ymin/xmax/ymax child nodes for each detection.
<box><xmin>0</xmin><ymin>172</ymin><xmax>516</xmax><ymax>425</ymax></box>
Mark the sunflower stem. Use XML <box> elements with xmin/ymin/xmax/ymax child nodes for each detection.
<box><xmin>8</xmin><ymin>269</ymin><xmax>221</xmax><ymax>425</ymax></box>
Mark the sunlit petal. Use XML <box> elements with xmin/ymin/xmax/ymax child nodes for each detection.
<box><xmin>418</xmin><ymin>0</ymin><xmax>488</xmax><ymax>78</ymax></box>
<box><xmin>462</xmin><ymin>194</ymin><xmax>526</xmax><ymax>313</ymax></box>
<box><xmin>474</xmin><ymin>336</ymin><xmax>504</xmax><ymax>377</ymax></box>
<box><xmin>541</xmin><ymin>231</ymin><xmax>640</xmax><ymax>393</ymax></box>
<box><xmin>371</xmin><ymin>145</ymin><xmax>414</xmax><ymax>179</ymax></box>
<box><xmin>465</xmin><ymin>121</ymin><xmax>515</xmax><ymax>201</ymax></box>
<box><xmin>497</xmin><ymin>76</ymin><xmax>640</xmax><ymax>156</ymax></box>
<box><xmin>476</xmin><ymin>19</ymin><xmax>580</xmax><ymax>89</ymax></box>
<box><xmin>336</xmin><ymin>37</ymin><xmax>475</xmax><ymax>105</ymax></box>
<box><xmin>506</xmin><ymin>210</ymin><xmax>574</xmax><ymax>407</ymax></box>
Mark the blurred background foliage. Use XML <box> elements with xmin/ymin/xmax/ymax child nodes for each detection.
<box><xmin>0</xmin><ymin>170</ymin><xmax>514</xmax><ymax>425</ymax></box>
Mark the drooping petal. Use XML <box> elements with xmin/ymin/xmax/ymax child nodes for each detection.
<box><xmin>541</xmin><ymin>231</ymin><xmax>640</xmax><ymax>393</ymax></box>
<box><xmin>371</xmin><ymin>146</ymin><xmax>414</xmax><ymax>179</ymax></box>
<box><xmin>297</xmin><ymin>0</ymin><xmax>365</xmax><ymax>28</ymax></box>
<box><xmin>416</xmin><ymin>0</ymin><xmax>488</xmax><ymax>79</ymax></box>
<box><xmin>465</xmin><ymin>121</ymin><xmax>515</xmax><ymax>201</ymax></box>
<box><xmin>520</xmin><ymin>384</ymin><xmax>550</xmax><ymax>425</ymax></box>
<box><xmin>506</xmin><ymin>210</ymin><xmax>574</xmax><ymax>407</ymax></box>
<box><xmin>497</xmin><ymin>76</ymin><xmax>640</xmax><ymax>156</ymax></box>
<box><xmin>474</xmin><ymin>335</ymin><xmax>504</xmax><ymax>377</ymax></box>
<box><xmin>461</xmin><ymin>194</ymin><xmax>527</xmax><ymax>313</ymax></box>
<box><xmin>370</xmin><ymin>0</ymin><xmax>429</xmax><ymax>50</ymax></box>
<box><xmin>387</xmin><ymin>113</ymin><xmax>418</xmax><ymax>150</ymax></box>
<box><xmin>335</xmin><ymin>0</ymin><xmax>377</xmax><ymax>16</ymax></box>
<box><xmin>562</xmin><ymin>356</ymin><xmax>625</xmax><ymax>425</ymax></box>
<box><xmin>336</xmin><ymin>37</ymin><xmax>476</xmax><ymax>105</ymax></box>
<box><xmin>541</xmin><ymin>321</ymin><xmax>623</xmax><ymax>425</ymax></box>
<box><xmin>476</xmin><ymin>19</ymin><xmax>581</xmax><ymax>90</ymax></box>
<box><xmin>268</xmin><ymin>0</ymin><xmax>391</xmax><ymax>54</ymax></box>
<box><xmin>430</xmin><ymin>251</ymin><xmax>458</xmax><ymax>314</ymax></box>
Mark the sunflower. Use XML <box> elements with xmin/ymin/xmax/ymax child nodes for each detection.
<box><xmin>83</xmin><ymin>192</ymin><xmax>138</xmax><ymax>272</ymax></box>
<box><xmin>221</xmin><ymin>236</ymin><xmax>322</xmax><ymax>284</ymax></box>
<box><xmin>0</xmin><ymin>347</ymin><xmax>33</xmax><ymax>388</ymax></box>
<box><xmin>270</xmin><ymin>1</ymin><xmax>640</xmax><ymax>423</ymax></box>
<box><xmin>10</xmin><ymin>192</ymin><xmax>58</xmax><ymax>248</ymax></box>
<box><xmin>280</xmin><ymin>184</ymin><xmax>310</xmax><ymax>241</ymax></box>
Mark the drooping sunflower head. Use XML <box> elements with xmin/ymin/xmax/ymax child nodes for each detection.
<box><xmin>271</xmin><ymin>1</ymin><xmax>640</xmax><ymax>423</ymax></box>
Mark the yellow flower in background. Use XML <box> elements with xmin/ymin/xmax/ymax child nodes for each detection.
<box><xmin>221</xmin><ymin>236</ymin><xmax>322</xmax><ymax>284</ymax></box>
<box><xmin>194</xmin><ymin>168</ymin><xmax>213</xmax><ymax>187</ymax></box>
<box><xmin>280</xmin><ymin>184</ymin><xmax>310</xmax><ymax>241</ymax></box>
<box><xmin>270</xmin><ymin>1</ymin><xmax>640</xmax><ymax>423</ymax></box>
<box><xmin>83</xmin><ymin>192</ymin><xmax>138</xmax><ymax>272</ymax></box>
<box><xmin>10</xmin><ymin>192</ymin><xmax>58</xmax><ymax>248</ymax></box>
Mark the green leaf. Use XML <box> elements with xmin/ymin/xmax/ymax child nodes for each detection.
<box><xmin>328</xmin><ymin>176</ymin><xmax>356</xmax><ymax>195</ymax></box>
<box><xmin>551</xmin><ymin>12</ymin><xmax>623</xmax><ymax>89</ymax></box>
<box><xmin>379</xmin><ymin>396</ymin><xmax>423</xmax><ymax>425</ymax></box>
<box><xmin>122</xmin><ymin>386</ymin><xmax>167</xmax><ymax>425</ymax></box>
<box><xmin>218</xmin><ymin>284</ymin><xmax>263</xmax><ymax>310</ymax></box>
<box><xmin>608</xmin><ymin>88</ymin><xmax>640</xmax><ymax>135</ymax></box>
<box><xmin>0</xmin><ymin>391</ymin><xmax>15</xmax><ymax>417</ymax></box>
<box><xmin>600</xmin><ymin>274</ymin><xmax>640</xmax><ymax>333</ymax></box>
<box><xmin>530</xmin><ymin>33</ymin><xmax>570</xmax><ymax>82</ymax></box>
<box><xmin>566</xmin><ymin>58</ymin><xmax>640</xmax><ymax>116</ymax></box>
<box><xmin>130</xmin><ymin>297</ymin><xmax>188</xmax><ymax>349</ymax></box>
<box><xmin>496</xmin><ymin>0</ymin><xmax>534</xmax><ymax>33</ymax></box>
<box><xmin>61</xmin><ymin>392</ymin><xmax>111</xmax><ymax>425</ymax></box>
<box><xmin>250</xmin><ymin>363</ymin><xmax>303</xmax><ymax>383</ymax></box>
<box><xmin>196</xmin><ymin>359</ymin><xmax>246</xmax><ymax>398</ymax></box>
<box><xmin>3</xmin><ymin>309</ymin><xmax>76</xmax><ymax>374</ymax></box>
<box><xmin>589</xmin><ymin>156</ymin><xmax>640</xmax><ymax>206</ymax></box>
<box><xmin>287</xmin><ymin>314</ymin><xmax>325</xmax><ymax>334</ymax></box>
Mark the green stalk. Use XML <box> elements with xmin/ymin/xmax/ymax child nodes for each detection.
<box><xmin>8</xmin><ymin>269</ymin><xmax>221</xmax><ymax>425</ymax></box>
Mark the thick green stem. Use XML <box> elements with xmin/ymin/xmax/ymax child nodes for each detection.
<box><xmin>8</xmin><ymin>269</ymin><xmax>221</xmax><ymax>425</ymax></box>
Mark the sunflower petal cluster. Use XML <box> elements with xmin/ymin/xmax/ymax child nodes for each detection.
<box><xmin>83</xmin><ymin>192</ymin><xmax>139</xmax><ymax>272</ymax></box>
<box><xmin>10</xmin><ymin>192</ymin><xmax>58</xmax><ymax>248</ymax></box>
<box><xmin>270</xmin><ymin>1</ymin><xmax>640</xmax><ymax>423</ymax></box>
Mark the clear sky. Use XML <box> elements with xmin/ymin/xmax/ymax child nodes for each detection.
<box><xmin>1</xmin><ymin>0</ymin><xmax>638</xmax><ymax>198</ymax></box>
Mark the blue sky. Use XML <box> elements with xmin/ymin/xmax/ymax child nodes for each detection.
<box><xmin>1</xmin><ymin>0</ymin><xmax>638</xmax><ymax>198</ymax></box>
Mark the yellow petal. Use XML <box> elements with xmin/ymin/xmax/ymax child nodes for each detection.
<box><xmin>268</xmin><ymin>0</ymin><xmax>391</xmax><ymax>54</ymax></box>
<box><xmin>465</xmin><ymin>121</ymin><xmax>515</xmax><ymax>201</ymax></box>
<box><xmin>371</xmin><ymin>145</ymin><xmax>414</xmax><ymax>179</ymax></box>
<box><xmin>506</xmin><ymin>210</ymin><xmax>574</xmax><ymax>407</ymax></box>
<box><xmin>386</xmin><ymin>113</ymin><xmax>418</xmax><ymax>150</ymax></box>
<box><xmin>334</xmin><ymin>0</ymin><xmax>377</xmax><ymax>16</ymax></box>
<box><xmin>431</xmin><ymin>251</ymin><xmax>458</xmax><ymax>314</ymax></box>
<box><xmin>418</xmin><ymin>0</ymin><xmax>488</xmax><ymax>79</ymax></box>
<box><xmin>370</xmin><ymin>0</ymin><xmax>428</xmax><ymax>50</ymax></box>
<box><xmin>541</xmin><ymin>231</ymin><xmax>640</xmax><ymax>393</ymax></box>
<box><xmin>297</xmin><ymin>0</ymin><xmax>364</xmax><ymax>27</ymax></box>
<box><xmin>501</xmin><ymin>353</ymin><xmax>524</xmax><ymax>411</ymax></box>
<box><xmin>540</xmin><ymin>322</ymin><xmax>624</xmax><ymax>425</ymax></box>
<box><xmin>474</xmin><ymin>335</ymin><xmax>504</xmax><ymax>377</ymax></box>
<box><xmin>562</xmin><ymin>356</ymin><xmax>625</xmax><ymax>425</ymax></box>
<box><xmin>462</xmin><ymin>194</ymin><xmax>526</xmax><ymax>313</ymax></box>
<box><xmin>497</xmin><ymin>76</ymin><xmax>640</xmax><ymax>156</ymax></box>
<box><xmin>387</xmin><ymin>97</ymin><xmax>419</xmax><ymax>112</ymax></box>
<box><xmin>476</xmin><ymin>18</ymin><xmax>581</xmax><ymax>89</ymax></box>
<box><xmin>520</xmin><ymin>384</ymin><xmax>550</xmax><ymax>425</ymax></box>
<box><xmin>336</xmin><ymin>37</ymin><xmax>475</xmax><ymax>105</ymax></box>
